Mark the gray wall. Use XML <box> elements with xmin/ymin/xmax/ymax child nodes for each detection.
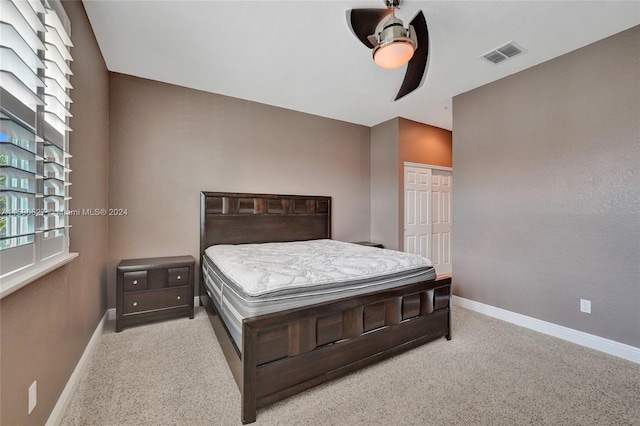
<box><xmin>452</xmin><ymin>26</ymin><xmax>640</xmax><ymax>347</ymax></box>
<box><xmin>371</xmin><ymin>118</ymin><xmax>400</xmax><ymax>250</ymax></box>
<box><xmin>108</xmin><ymin>74</ymin><xmax>371</xmax><ymax>307</ymax></box>
<box><xmin>0</xmin><ymin>1</ymin><xmax>110</xmax><ymax>424</ymax></box>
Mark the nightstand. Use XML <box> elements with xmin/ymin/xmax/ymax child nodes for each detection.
<box><xmin>351</xmin><ymin>241</ymin><xmax>384</xmax><ymax>249</ymax></box>
<box><xmin>116</xmin><ymin>255</ymin><xmax>195</xmax><ymax>332</ymax></box>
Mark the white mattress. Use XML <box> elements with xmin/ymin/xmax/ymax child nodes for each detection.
<box><xmin>205</xmin><ymin>239</ymin><xmax>433</xmax><ymax>298</ymax></box>
<box><xmin>203</xmin><ymin>239</ymin><xmax>436</xmax><ymax>351</ymax></box>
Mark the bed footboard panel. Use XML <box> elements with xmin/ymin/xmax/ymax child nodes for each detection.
<box><xmin>241</xmin><ymin>277</ymin><xmax>451</xmax><ymax>423</ymax></box>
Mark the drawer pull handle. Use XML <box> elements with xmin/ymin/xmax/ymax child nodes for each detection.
<box><xmin>133</xmin><ymin>301</ymin><xmax>138</xmax><ymax>307</ymax></box>
<box><xmin>133</xmin><ymin>280</ymin><xmax>138</xmax><ymax>285</ymax></box>
<box><xmin>177</xmin><ymin>275</ymin><xmax>181</xmax><ymax>280</ymax></box>
<box><xmin>177</xmin><ymin>296</ymin><xmax>181</xmax><ymax>300</ymax></box>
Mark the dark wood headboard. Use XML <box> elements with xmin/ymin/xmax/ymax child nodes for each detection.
<box><xmin>199</xmin><ymin>192</ymin><xmax>331</xmax><ymax>260</ymax></box>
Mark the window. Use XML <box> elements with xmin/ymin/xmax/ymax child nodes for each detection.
<box><xmin>0</xmin><ymin>0</ymin><xmax>76</xmax><ymax>297</ymax></box>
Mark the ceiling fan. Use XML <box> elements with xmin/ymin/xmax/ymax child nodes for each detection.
<box><xmin>347</xmin><ymin>0</ymin><xmax>429</xmax><ymax>101</ymax></box>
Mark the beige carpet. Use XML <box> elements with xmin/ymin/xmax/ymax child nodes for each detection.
<box><xmin>60</xmin><ymin>306</ymin><xmax>640</xmax><ymax>425</ymax></box>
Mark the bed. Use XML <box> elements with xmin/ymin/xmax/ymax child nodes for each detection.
<box><xmin>199</xmin><ymin>191</ymin><xmax>451</xmax><ymax>423</ymax></box>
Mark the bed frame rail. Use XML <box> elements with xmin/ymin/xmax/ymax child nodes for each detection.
<box><xmin>241</xmin><ymin>277</ymin><xmax>451</xmax><ymax>423</ymax></box>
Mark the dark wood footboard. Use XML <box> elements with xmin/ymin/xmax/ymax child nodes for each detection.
<box><xmin>240</xmin><ymin>277</ymin><xmax>451</xmax><ymax>423</ymax></box>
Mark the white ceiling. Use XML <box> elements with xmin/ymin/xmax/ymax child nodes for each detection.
<box><xmin>82</xmin><ymin>1</ymin><xmax>639</xmax><ymax>130</ymax></box>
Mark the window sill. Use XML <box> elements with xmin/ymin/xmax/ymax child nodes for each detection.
<box><xmin>0</xmin><ymin>252</ymin><xmax>79</xmax><ymax>299</ymax></box>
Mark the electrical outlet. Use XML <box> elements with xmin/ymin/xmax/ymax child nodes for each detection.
<box><xmin>580</xmin><ymin>299</ymin><xmax>591</xmax><ymax>314</ymax></box>
<box><xmin>28</xmin><ymin>380</ymin><xmax>37</xmax><ymax>414</ymax></box>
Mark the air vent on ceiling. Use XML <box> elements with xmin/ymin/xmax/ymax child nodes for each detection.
<box><xmin>482</xmin><ymin>41</ymin><xmax>526</xmax><ymax>64</ymax></box>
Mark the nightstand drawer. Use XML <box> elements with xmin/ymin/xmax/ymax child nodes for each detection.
<box><xmin>168</xmin><ymin>267</ymin><xmax>189</xmax><ymax>286</ymax></box>
<box><xmin>123</xmin><ymin>271</ymin><xmax>147</xmax><ymax>291</ymax></box>
<box><xmin>123</xmin><ymin>288</ymin><xmax>189</xmax><ymax>314</ymax></box>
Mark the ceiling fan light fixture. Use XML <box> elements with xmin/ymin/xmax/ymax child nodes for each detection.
<box><xmin>370</xmin><ymin>14</ymin><xmax>417</xmax><ymax>69</ymax></box>
<box><xmin>374</xmin><ymin>40</ymin><xmax>415</xmax><ymax>69</ymax></box>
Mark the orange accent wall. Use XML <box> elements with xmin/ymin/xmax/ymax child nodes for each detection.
<box><xmin>399</xmin><ymin>118</ymin><xmax>452</xmax><ymax>167</ymax></box>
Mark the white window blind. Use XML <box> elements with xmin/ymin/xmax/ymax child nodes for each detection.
<box><xmin>1</xmin><ymin>0</ymin><xmax>74</xmax><ymax>295</ymax></box>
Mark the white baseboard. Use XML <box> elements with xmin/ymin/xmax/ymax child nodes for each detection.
<box><xmin>46</xmin><ymin>309</ymin><xmax>109</xmax><ymax>426</ymax></box>
<box><xmin>453</xmin><ymin>296</ymin><xmax>640</xmax><ymax>364</ymax></box>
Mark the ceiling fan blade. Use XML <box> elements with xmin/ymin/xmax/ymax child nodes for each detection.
<box><xmin>348</xmin><ymin>8</ymin><xmax>392</xmax><ymax>49</ymax></box>
<box><xmin>395</xmin><ymin>10</ymin><xmax>429</xmax><ymax>101</ymax></box>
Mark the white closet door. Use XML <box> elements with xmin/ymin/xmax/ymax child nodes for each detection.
<box><xmin>404</xmin><ymin>166</ymin><xmax>431</xmax><ymax>258</ymax></box>
<box><xmin>430</xmin><ymin>169</ymin><xmax>452</xmax><ymax>275</ymax></box>
<box><xmin>404</xmin><ymin>164</ymin><xmax>452</xmax><ymax>276</ymax></box>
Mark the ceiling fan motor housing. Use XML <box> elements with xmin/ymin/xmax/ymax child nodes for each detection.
<box><xmin>372</xmin><ymin>15</ymin><xmax>417</xmax><ymax>52</ymax></box>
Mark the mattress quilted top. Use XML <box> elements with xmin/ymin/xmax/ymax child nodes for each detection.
<box><xmin>205</xmin><ymin>239</ymin><xmax>433</xmax><ymax>297</ymax></box>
